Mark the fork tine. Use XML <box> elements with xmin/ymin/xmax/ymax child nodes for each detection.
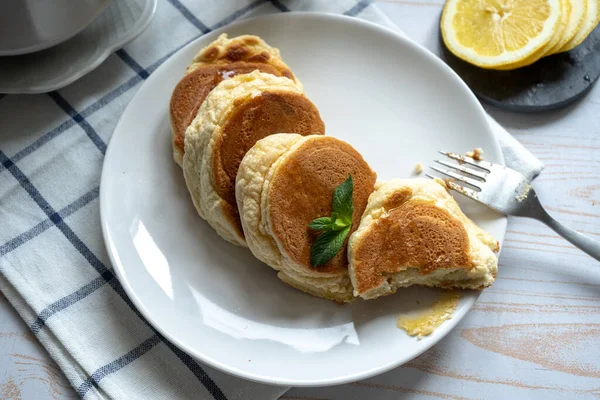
<box><xmin>424</xmin><ymin>173</ymin><xmax>480</xmax><ymax>199</ymax></box>
<box><xmin>434</xmin><ymin>159</ymin><xmax>487</xmax><ymax>180</ymax></box>
<box><xmin>429</xmin><ymin>166</ymin><xmax>482</xmax><ymax>190</ymax></box>
<box><xmin>438</xmin><ymin>151</ymin><xmax>492</xmax><ymax>171</ymax></box>
<box><xmin>443</xmin><ymin>179</ymin><xmax>481</xmax><ymax>199</ymax></box>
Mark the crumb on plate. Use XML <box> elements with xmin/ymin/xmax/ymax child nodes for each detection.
<box><xmin>414</xmin><ymin>162</ymin><xmax>423</xmax><ymax>175</ymax></box>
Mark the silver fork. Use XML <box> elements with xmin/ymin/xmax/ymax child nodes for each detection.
<box><xmin>428</xmin><ymin>151</ymin><xmax>600</xmax><ymax>261</ymax></box>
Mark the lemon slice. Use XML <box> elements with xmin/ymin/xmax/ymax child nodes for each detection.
<box><xmin>549</xmin><ymin>0</ymin><xmax>588</xmax><ymax>53</ymax></box>
<box><xmin>442</xmin><ymin>0</ymin><xmax>562</xmax><ymax>69</ymax></box>
<box><xmin>559</xmin><ymin>0</ymin><xmax>600</xmax><ymax>51</ymax></box>
<box><xmin>496</xmin><ymin>0</ymin><xmax>568</xmax><ymax>69</ymax></box>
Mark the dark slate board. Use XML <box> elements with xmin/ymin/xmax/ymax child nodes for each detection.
<box><xmin>439</xmin><ymin>21</ymin><xmax>600</xmax><ymax>112</ymax></box>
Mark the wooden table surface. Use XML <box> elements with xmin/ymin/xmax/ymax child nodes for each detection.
<box><xmin>1</xmin><ymin>1</ymin><xmax>599</xmax><ymax>399</ymax></box>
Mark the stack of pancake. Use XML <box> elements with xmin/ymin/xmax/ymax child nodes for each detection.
<box><xmin>171</xmin><ymin>34</ymin><xmax>499</xmax><ymax>304</ymax></box>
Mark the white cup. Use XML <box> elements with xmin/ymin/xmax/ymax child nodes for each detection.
<box><xmin>0</xmin><ymin>0</ymin><xmax>112</xmax><ymax>56</ymax></box>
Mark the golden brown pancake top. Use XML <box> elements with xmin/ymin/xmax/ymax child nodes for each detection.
<box><xmin>213</xmin><ymin>92</ymin><xmax>325</xmax><ymax>238</ymax></box>
<box><xmin>267</xmin><ymin>136</ymin><xmax>377</xmax><ymax>274</ymax></box>
<box><xmin>352</xmin><ymin>189</ymin><xmax>473</xmax><ymax>294</ymax></box>
<box><xmin>170</xmin><ymin>62</ymin><xmax>287</xmax><ymax>155</ymax></box>
<box><xmin>197</xmin><ymin>38</ymin><xmax>294</xmax><ymax>77</ymax></box>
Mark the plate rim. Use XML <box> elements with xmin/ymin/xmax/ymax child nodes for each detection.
<box><xmin>100</xmin><ymin>11</ymin><xmax>506</xmax><ymax>386</ymax></box>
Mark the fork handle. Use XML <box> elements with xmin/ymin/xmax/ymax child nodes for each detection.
<box><xmin>539</xmin><ymin>213</ymin><xmax>600</xmax><ymax>261</ymax></box>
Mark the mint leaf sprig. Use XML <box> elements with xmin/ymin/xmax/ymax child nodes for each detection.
<box><xmin>308</xmin><ymin>175</ymin><xmax>354</xmax><ymax>267</ymax></box>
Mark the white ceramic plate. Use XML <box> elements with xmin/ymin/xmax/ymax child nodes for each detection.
<box><xmin>0</xmin><ymin>0</ymin><xmax>156</xmax><ymax>94</ymax></box>
<box><xmin>101</xmin><ymin>13</ymin><xmax>506</xmax><ymax>386</ymax></box>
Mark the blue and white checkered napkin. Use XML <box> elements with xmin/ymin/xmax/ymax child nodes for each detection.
<box><xmin>0</xmin><ymin>1</ymin><xmax>544</xmax><ymax>399</ymax></box>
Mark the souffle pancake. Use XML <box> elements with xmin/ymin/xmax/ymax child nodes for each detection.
<box><xmin>170</xmin><ymin>34</ymin><xmax>300</xmax><ymax>166</ymax></box>
<box><xmin>348</xmin><ymin>178</ymin><xmax>499</xmax><ymax>300</ymax></box>
<box><xmin>183</xmin><ymin>72</ymin><xmax>324</xmax><ymax>247</ymax></box>
<box><xmin>236</xmin><ymin>134</ymin><xmax>377</xmax><ymax>302</ymax></box>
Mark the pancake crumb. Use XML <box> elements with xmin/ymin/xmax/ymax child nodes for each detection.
<box><xmin>442</xmin><ymin>178</ymin><xmax>456</xmax><ymax>187</ymax></box>
<box><xmin>466</xmin><ymin>147</ymin><xmax>484</xmax><ymax>161</ymax></box>
<box><xmin>397</xmin><ymin>292</ymin><xmax>460</xmax><ymax>339</ymax></box>
<box><xmin>433</xmin><ymin>177</ymin><xmax>447</xmax><ymax>188</ymax></box>
<box><xmin>414</xmin><ymin>162</ymin><xmax>423</xmax><ymax>175</ymax></box>
<box><xmin>515</xmin><ymin>183</ymin><xmax>532</xmax><ymax>202</ymax></box>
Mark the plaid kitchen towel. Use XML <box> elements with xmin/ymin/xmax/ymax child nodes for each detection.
<box><xmin>0</xmin><ymin>0</ymin><xmax>544</xmax><ymax>399</ymax></box>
